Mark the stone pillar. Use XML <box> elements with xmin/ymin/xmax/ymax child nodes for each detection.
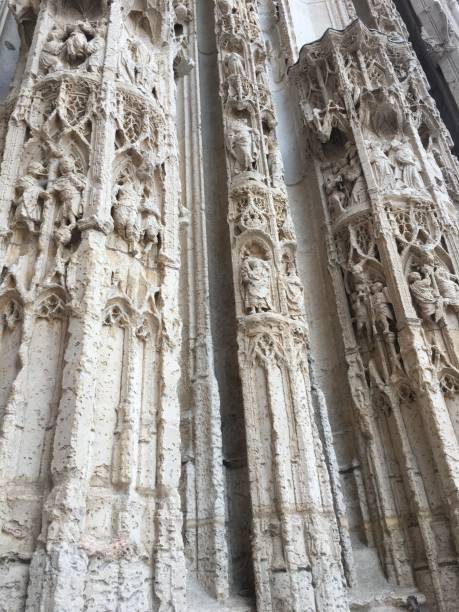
<box><xmin>213</xmin><ymin>1</ymin><xmax>348</xmax><ymax>610</ymax></box>
<box><xmin>290</xmin><ymin>18</ymin><xmax>459</xmax><ymax>610</ymax></box>
<box><xmin>0</xmin><ymin>1</ymin><xmax>186</xmax><ymax>609</ymax></box>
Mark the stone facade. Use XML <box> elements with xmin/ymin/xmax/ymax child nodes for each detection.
<box><xmin>0</xmin><ymin>0</ymin><xmax>459</xmax><ymax>611</ymax></box>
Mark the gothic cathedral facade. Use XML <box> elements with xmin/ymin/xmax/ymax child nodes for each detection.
<box><xmin>1</xmin><ymin>1</ymin><xmax>459</xmax><ymax>610</ymax></box>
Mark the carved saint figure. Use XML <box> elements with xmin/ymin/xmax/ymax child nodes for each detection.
<box><xmin>392</xmin><ymin>138</ymin><xmax>424</xmax><ymax>191</ymax></box>
<box><xmin>409</xmin><ymin>271</ymin><xmax>443</xmax><ymax>323</ymax></box>
<box><xmin>266</xmin><ymin>132</ymin><xmax>284</xmax><ymax>188</ymax></box>
<box><xmin>241</xmin><ymin>256</ymin><xmax>272</xmax><ymax>314</ymax></box>
<box><xmin>425</xmin><ymin>138</ymin><xmax>447</xmax><ymax>194</ymax></box>
<box><xmin>370</xmin><ymin>282</ymin><xmax>394</xmax><ymax>334</ymax></box>
<box><xmin>226</xmin><ymin>116</ymin><xmax>259</xmax><ymax>173</ymax></box>
<box><xmin>351</xmin><ymin>289</ymin><xmax>370</xmax><ymax>336</ymax></box>
<box><xmin>40</xmin><ymin>27</ymin><xmax>65</xmax><ymax>73</ymax></box>
<box><xmin>224</xmin><ymin>52</ymin><xmax>247</xmax><ymax>101</ymax></box>
<box><xmin>342</xmin><ymin>143</ymin><xmax>366</xmax><ymax>207</ymax></box>
<box><xmin>112</xmin><ymin>179</ymin><xmax>142</xmax><ymax>252</ymax></box>
<box><xmin>50</xmin><ymin>156</ymin><xmax>86</xmax><ymax>228</ymax></box>
<box><xmin>283</xmin><ymin>259</ymin><xmax>303</xmax><ymax>318</ymax></box>
<box><xmin>13</xmin><ymin>161</ymin><xmax>48</xmax><ymax>232</ymax></box>
<box><xmin>86</xmin><ymin>23</ymin><xmax>105</xmax><ymax>73</ymax></box>
<box><xmin>366</xmin><ymin>141</ymin><xmax>394</xmax><ymax>189</ymax></box>
<box><xmin>435</xmin><ymin>266</ymin><xmax>459</xmax><ymax>314</ymax></box>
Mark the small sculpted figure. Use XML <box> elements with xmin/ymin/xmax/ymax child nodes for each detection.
<box><xmin>40</xmin><ymin>27</ymin><xmax>65</xmax><ymax>73</ymax></box>
<box><xmin>366</xmin><ymin>140</ymin><xmax>394</xmax><ymax>189</ymax></box>
<box><xmin>112</xmin><ymin>179</ymin><xmax>142</xmax><ymax>252</ymax></box>
<box><xmin>13</xmin><ymin>161</ymin><xmax>48</xmax><ymax>232</ymax></box>
<box><xmin>140</xmin><ymin>191</ymin><xmax>162</xmax><ymax>253</ymax></box>
<box><xmin>224</xmin><ymin>52</ymin><xmax>247</xmax><ymax>101</ymax></box>
<box><xmin>370</xmin><ymin>281</ymin><xmax>394</xmax><ymax>334</ymax></box>
<box><xmin>342</xmin><ymin>143</ymin><xmax>366</xmax><ymax>207</ymax></box>
<box><xmin>241</xmin><ymin>256</ymin><xmax>272</xmax><ymax>314</ymax></box>
<box><xmin>324</xmin><ymin>167</ymin><xmax>346</xmax><ymax>216</ymax></box>
<box><xmin>86</xmin><ymin>24</ymin><xmax>105</xmax><ymax>72</ymax></box>
<box><xmin>351</xmin><ymin>289</ymin><xmax>370</xmax><ymax>336</ymax></box>
<box><xmin>425</xmin><ymin>138</ymin><xmax>447</xmax><ymax>194</ymax></box>
<box><xmin>435</xmin><ymin>266</ymin><xmax>459</xmax><ymax>314</ymax></box>
<box><xmin>409</xmin><ymin>271</ymin><xmax>443</xmax><ymax>323</ymax></box>
<box><xmin>65</xmin><ymin>22</ymin><xmax>92</xmax><ymax>64</ymax></box>
<box><xmin>226</xmin><ymin>116</ymin><xmax>258</xmax><ymax>173</ymax></box>
<box><xmin>392</xmin><ymin>138</ymin><xmax>424</xmax><ymax>191</ymax></box>
<box><xmin>283</xmin><ymin>259</ymin><xmax>303</xmax><ymax>317</ymax></box>
<box><xmin>51</xmin><ymin>156</ymin><xmax>86</xmax><ymax>228</ymax></box>
<box><xmin>266</xmin><ymin>132</ymin><xmax>284</xmax><ymax>188</ymax></box>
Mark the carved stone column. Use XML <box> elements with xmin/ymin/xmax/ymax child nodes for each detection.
<box><xmin>291</xmin><ymin>19</ymin><xmax>459</xmax><ymax>610</ymax></box>
<box><xmin>0</xmin><ymin>1</ymin><xmax>185</xmax><ymax>609</ymax></box>
<box><xmin>213</xmin><ymin>1</ymin><xmax>348</xmax><ymax>610</ymax></box>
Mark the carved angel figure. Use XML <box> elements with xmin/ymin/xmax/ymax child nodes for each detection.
<box><xmin>241</xmin><ymin>256</ymin><xmax>272</xmax><ymax>314</ymax></box>
<box><xmin>392</xmin><ymin>138</ymin><xmax>424</xmax><ymax>191</ymax></box>
<box><xmin>50</xmin><ymin>156</ymin><xmax>86</xmax><ymax>228</ymax></box>
<box><xmin>112</xmin><ymin>180</ymin><xmax>142</xmax><ymax>252</ymax></box>
<box><xmin>13</xmin><ymin>161</ymin><xmax>48</xmax><ymax>232</ymax></box>
<box><xmin>435</xmin><ymin>267</ymin><xmax>459</xmax><ymax>314</ymax></box>
<box><xmin>409</xmin><ymin>271</ymin><xmax>443</xmax><ymax>323</ymax></box>
<box><xmin>226</xmin><ymin>116</ymin><xmax>259</xmax><ymax>173</ymax></box>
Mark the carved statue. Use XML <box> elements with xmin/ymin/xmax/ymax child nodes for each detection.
<box><xmin>241</xmin><ymin>256</ymin><xmax>273</xmax><ymax>314</ymax></box>
<box><xmin>370</xmin><ymin>281</ymin><xmax>394</xmax><ymax>334</ymax></box>
<box><xmin>112</xmin><ymin>179</ymin><xmax>142</xmax><ymax>252</ymax></box>
<box><xmin>224</xmin><ymin>52</ymin><xmax>247</xmax><ymax>101</ymax></box>
<box><xmin>65</xmin><ymin>22</ymin><xmax>93</xmax><ymax>64</ymax></box>
<box><xmin>226</xmin><ymin>116</ymin><xmax>259</xmax><ymax>173</ymax></box>
<box><xmin>366</xmin><ymin>140</ymin><xmax>394</xmax><ymax>189</ymax></box>
<box><xmin>86</xmin><ymin>23</ymin><xmax>106</xmax><ymax>73</ymax></box>
<box><xmin>392</xmin><ymin>138</ymin><xmax>424</xmax><ymax>191</ymax></box>
<box><xmin>41</xmin><ymin>21</ymin><xmax>105</xmax><ymax>74</ymax></box>
<box><xmin>13</xmin><ymin>161</ymin><xmax>48</xmax><ymax>232</ymax></box>
<box><xmin>266</xmin><ymin>132</ymin><xmax>284</xmax><ymax>188</ymax></box>
<box><xmin>435</xmin><ymin>266</ymin><xmax>459</xmax><ymax>314</ymax></box>
<box><xmin>283</xmin><ymin>259</ymin><xmax>304</xmax><ymax>317</ymax></box>
<box><xmin>342</xmin><ymin>143</ymin><xmax>367</xmax><ymax>207</ymax></box>
<box><xmin>351</xmin><ymin>289</ymin><xmax>370</xmax><ymax>336</ymax></box>
<box><xmin>409</xmin><ymin>271</ymin><xmax>443</xmax><ymax>323</ymax></box>
<box><xmin>324</xmin><ymin>166</ymin><xmax>346</xmax><ymax>216</ymax></box>
<box><xmin>50</xmin><ymin>156</ymin><xmax>86</xmax><ymax>228</ymax></box>
<box><xmin>425</xmin><ymin>138</ymin><xmax>447</xmax><ymax>194</ymax></box>
<box><xmin>139</xmin><ymin>191</ymin><xmax>162</xmax><ymax>253</ymax></box>
<box><xmin>40</xmin><ymin>26</ymin><xmax>65</xmax><ymax>73</ymax></box>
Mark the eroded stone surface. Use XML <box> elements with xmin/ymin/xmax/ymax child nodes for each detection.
<box><xmin>0</xmin><ymin>0</ymin><xmax>459</xmax><ymax>611</ymax></box>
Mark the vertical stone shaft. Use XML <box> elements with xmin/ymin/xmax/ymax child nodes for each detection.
<box><xmin>213</xmin><ymin>1</ymin><xmax>348</xmax><ymax>610</ymax></box>
<box><xmin>0</xmin><ymin>1</ymin><xmax>186</xmax><ymax>609</ymax></box>
<box><xmin>291</xmin><ymin>18</ymin><xmax>459</xmax><ymax>609</ymax></box>
<box><xmin>174</xmin><ymin>0</ymin><xmax>230</xmax><ymax>599</ymax></box>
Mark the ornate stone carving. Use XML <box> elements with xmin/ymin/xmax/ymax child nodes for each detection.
<box><xmin>12</xmin><ymin>162</ymin><xmax>48</xmax><ymax>232</ymax></box>
<box><xmin>240</xmin><ymin>253</ymin><xmax>273</xmax><ymax>315</ymax></box>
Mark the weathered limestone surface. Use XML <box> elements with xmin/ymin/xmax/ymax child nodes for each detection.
<box><xmin>1</xmin><ymin>0</ymin><xmax>459</xmax><ymax>610</ymax></box>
